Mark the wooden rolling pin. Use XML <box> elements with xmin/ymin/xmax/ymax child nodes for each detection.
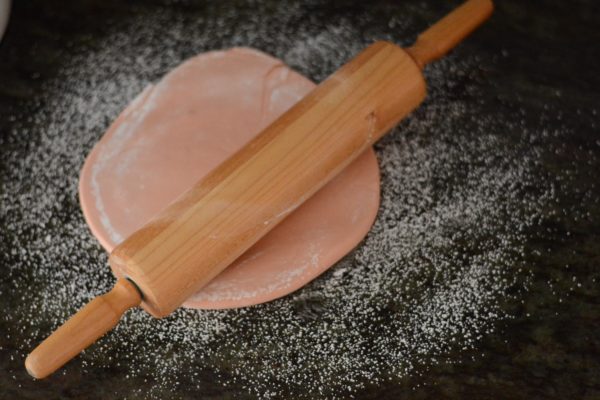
<box><xmin>26</xmin><ymin>0</ymin><xmax>493</xmax><ymax>379</ymax></box>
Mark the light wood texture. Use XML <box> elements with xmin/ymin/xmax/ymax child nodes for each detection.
<box><xmin>25</xmin><ymin>279</ymin><xmax>141</xmax><ymax>379</ymax></box>
<box><xmin>406</xmin><ymin>0</ymin><xmax>494</xmax><ymax>67</ymax></box>
<box><xmin>110</xmin><ymin>41</ymin><xmax>426</xmax><ymax>317</ymax></box>
<box><xmin>26</xmin><ymin>0</ymin><xmax>494</xmax><ymax>378</ymax></box>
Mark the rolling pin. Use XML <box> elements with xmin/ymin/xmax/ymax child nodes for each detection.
<box><xmin>26</xmin><ymin>0</ymin><xmax>493</xmax><ymax>379</ymax></box>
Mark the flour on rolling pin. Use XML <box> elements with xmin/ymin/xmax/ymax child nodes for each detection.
<box><xmin>25</xmin><ymin>0</ymin><xmax>497</xmax><ymax>380</ymax></box>
<box><xmin>78</xmin><ymin>48</ymin><xmax>381</xmax><ymax>310</ymax></box>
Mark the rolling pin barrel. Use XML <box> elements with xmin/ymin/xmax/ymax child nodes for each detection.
<box><xmin>117</xmin><ymin>0</ymin><xmax>498</xmax><ymax>312</ymax></box>
<box><xmin>25</xmin><ymin>0</ymin><xmax>493</xmax><ymax>379</ymax></box>
<box><xmin>111</xmin><ymin>40</ymin><xmax>427</xmax><ymax>318</ymax></box>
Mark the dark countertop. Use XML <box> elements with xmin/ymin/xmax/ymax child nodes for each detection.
<box><xmin>1</xmin><ymin>1</ymin><xmax>599</xmax><ymax>399</ymax></box>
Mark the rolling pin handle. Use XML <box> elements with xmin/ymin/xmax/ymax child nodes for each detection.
<box><xmin>406</xmin><ymin>0</ymin><xmax>494</xmax><ymax>68</ymax></box>
<box><xmin>25</xmin><ymin>278</ymin><xmax>142</xmax><ymax>379</ymax></box>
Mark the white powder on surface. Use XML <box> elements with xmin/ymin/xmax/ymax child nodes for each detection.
<box><xmin>0</xmin><ymin>4</ymin><xmax>561</xmax><ymax>399</ymax></box>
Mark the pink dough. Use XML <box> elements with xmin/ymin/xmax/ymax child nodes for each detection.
<box><xmin>79</xmin><ymin>47</ymin><xmax>381</xmax><ymax>309</ymax></box>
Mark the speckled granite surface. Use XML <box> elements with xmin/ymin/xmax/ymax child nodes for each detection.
<box><xmin>1</xmin><ymin>1</ymin><xmax>599</xmax><ymax>399</ymax></box>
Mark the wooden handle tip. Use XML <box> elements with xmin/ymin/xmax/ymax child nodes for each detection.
<box><xmin>25</xmin><ymin>352</ymin><xmax>48</xmax><ymax>379</ymax></box>
<box><xmin>407</xmin><ymin>0</ymin><xmax>494</xmax><ymax>67</ymax></box>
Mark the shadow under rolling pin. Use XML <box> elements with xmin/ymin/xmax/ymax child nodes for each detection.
<box><xmin>26</xmin><ymin>0</ymin><xmax>494</xmax><ymax>379</ymax></box>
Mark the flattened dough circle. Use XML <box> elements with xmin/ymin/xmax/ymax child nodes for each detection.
<box><xmin>79</xmin><ymin>48</ymin><xmax>381</xmax><ymax>309</ymax></box>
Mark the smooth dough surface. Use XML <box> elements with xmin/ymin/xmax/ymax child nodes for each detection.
<box><xmin>79</xmin><ymin>48</ymin><xmax>381</xmax><ymax>309</ymax></box>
